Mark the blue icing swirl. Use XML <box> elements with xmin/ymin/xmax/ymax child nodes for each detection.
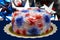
<box><xmin>21</xmin><ymin>10</ymin><xmax>29</xmax><ymax>13</ymax></box>
<box><xmin>33</xmin><ymin>9</ymin><xmax>45</xmax><ymax>13</ymax></box>
<box><xmin>28</xmin><ymin>27</ymin><xmax>40</xmax><ymax>35</ymax></box>
<box><xmin>15</xmin><ymin>16</ymin><xmax>24</xmax><ymax>27</ymax></box>
<box><xmin>33</xmin><ymin>9</ymin><xmax>41</xmax><ymax>12</ymax></box>
<box><xmin>36</xmin><ymin>9</ymin><xmax>41</xmax><ymax>12</ymax></box>
<box><xmin>44</xmin><ymin>15</ymin><xmax>50</xmax><ymax>23</ymax></box>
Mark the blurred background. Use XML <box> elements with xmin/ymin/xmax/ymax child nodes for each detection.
<box><xmin>0</xmin><ymin>0</ymin><xmax>60</xmax><ymax>21</ymax></box>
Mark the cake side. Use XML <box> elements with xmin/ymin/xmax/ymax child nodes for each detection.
<box><xmin>12</xmin><ymin>8</ymin><xmax>51</xmax><ymax>36</ymax></box>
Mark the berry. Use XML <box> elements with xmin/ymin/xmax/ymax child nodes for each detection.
<box><xmin>16</xmin><ymin>16</ymin><xmax>24</xmax><ymax>27</ymax></box>
<box><xmin>28</xmin><ymin>27</ymin><xmax>40</xmax><ymax>35</ymax></box>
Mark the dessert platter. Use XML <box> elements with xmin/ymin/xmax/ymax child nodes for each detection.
<box><xmin>4</xmin><ymin>0</ymin><xmax>57</xmax><ymax>38</ymax></box>
<box><xmin>4</xmin><ymin>22</ymin><xmax>57</xmax><ymax>38</ymax></box>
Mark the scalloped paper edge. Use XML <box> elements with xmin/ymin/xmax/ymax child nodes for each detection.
<box><xmin>3</xmin><ymin>23</ymin><xmax>57</xmax><ymax>38</ymax></box>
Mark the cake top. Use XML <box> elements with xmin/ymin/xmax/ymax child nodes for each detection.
<box><xmin>12</xmin><ymin>8</ymin><xmax>47</xmax><ymax>18</ymax></box>
<box><xmin>12</xmin><ymin>8</ymin><xmax>50</xmax><ymax>26</ymax></box>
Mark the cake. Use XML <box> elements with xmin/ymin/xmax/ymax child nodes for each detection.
<box><xmin>12</xmin><ymin>8</ymin><xmax>51</xmax><ymax>35</ymax></box>
<box><xmin>11</xmin><ymin>0</ymin><xmax>56</xmax><ymax>36</ymax></box>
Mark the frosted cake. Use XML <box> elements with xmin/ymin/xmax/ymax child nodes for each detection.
<box><xmin>12</xmin><ymin>8</ymin><xmax>52</xmax><ymax>36</ymax></box>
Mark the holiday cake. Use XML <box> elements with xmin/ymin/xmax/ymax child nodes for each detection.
<box><xmin>11</xmin><ymin>8</ymin><xmax>52</xmax><ymax>36</ymax></box>
<box><xmin>11</xmin><ymin>0</ymin><xmax>56</xmax><ymax>36</ymax></box>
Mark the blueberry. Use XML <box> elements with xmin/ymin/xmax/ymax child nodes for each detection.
<box><xmin>44</xmin><ymin>15</ymin><xmax>50</xmax><ymax>23</ymax></box>
<box><xmin>22</xmin><ymin>10</ymin><xmax>29</xmax><ymax>13</ymax></box>
<box><xmin>28</xmin><ymin>27</ymin><xmax>40</xmax><ymax>35</ymax></box>
<box><xmin>15</xmin><ymin>16</ymin><xmax>24</xmax><ymax>27</ymax></box>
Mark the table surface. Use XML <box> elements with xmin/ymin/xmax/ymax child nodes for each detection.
<box><xmin>0</xmin><ymin>20</ymin><xmax>60</xmax><ymax>40</ymax></box>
